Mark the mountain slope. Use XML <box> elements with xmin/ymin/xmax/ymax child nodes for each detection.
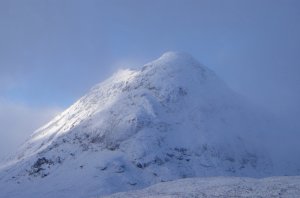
<box><xmin>0</xmin><ymin>52</ymin><xmax>277</xmax><ymax>198</ymax></box>
<box><xmin>104</xmin><ymin>176</ymin><xmax>300</xmax><ymax>198</ymax></box>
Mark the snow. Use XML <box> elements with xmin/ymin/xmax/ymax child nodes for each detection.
<box><xmin>103</xmin><ymin>176</ymin><xmax>300</xmax><ymax>198</ymax></box>
<box><xmin>0</xmin><ymin>52</ymin><xmax>298</xmax><ymax>198</ymax></box>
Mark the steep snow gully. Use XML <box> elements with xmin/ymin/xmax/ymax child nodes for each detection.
<box><xmin>0</xmin><ymin>52</ymin><xmax>299</xmax><ymax>198</ymax></box>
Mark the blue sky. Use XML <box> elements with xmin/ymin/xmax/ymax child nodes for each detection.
<box><xmin>1</xmin><ymin>0</ymin><xmax>300</xmax><ymax>159</ymax></box>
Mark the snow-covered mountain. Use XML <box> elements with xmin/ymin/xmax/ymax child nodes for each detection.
<box><xmin>0</xmin><ymin>52</ymin><xmax>291</xmax><ymax>198</ymax></box>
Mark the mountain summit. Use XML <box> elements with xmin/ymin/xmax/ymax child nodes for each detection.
<box><xmin>0</xmin><ymin>52</ymin><xmax>273</xmax><ymax>197</ymax></box>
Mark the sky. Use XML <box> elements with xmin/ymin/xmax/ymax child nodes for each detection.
<box><xmin>0</xmin><ymin>0</ymin><xmax>300</xmax><ymax>160</ymax></box>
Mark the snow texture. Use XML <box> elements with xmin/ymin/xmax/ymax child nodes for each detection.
<box><xmin>0</xmin><ymin>52</ymin><xmax>298</xmax><ymax>198</ymax></box>
<box><xmin>104</xmin><ymin>176</ymin><xmax>300</xmax><ymax>198</ymax></box>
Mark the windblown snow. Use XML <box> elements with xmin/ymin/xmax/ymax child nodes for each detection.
<box><xmin>0</xmin><ymin>52</ymin><xmax>298</xmax><ymax>198</ymax></box>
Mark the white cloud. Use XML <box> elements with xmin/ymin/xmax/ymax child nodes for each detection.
<box><xmin>0</xmin><ymin>99</ymin><xmax>62</xmax><ymax>161</ymax></box>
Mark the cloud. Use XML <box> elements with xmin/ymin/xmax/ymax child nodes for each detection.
<box><xmin>0</xmin><ymin>99</ymin><xmax>62</xmax><ymax>161</ymax></box>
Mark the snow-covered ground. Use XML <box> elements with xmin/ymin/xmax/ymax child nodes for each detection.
<box><xmin>104</xmin><ymin>176</ymin><xmax>300</xmax><ymax>198</ymax></box>
<box><xmin>0</xmin><ymin>52</ymin><xmax>298</xmax><ymax>198</ymax></box>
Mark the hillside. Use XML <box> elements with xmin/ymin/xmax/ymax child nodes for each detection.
<box><xmin>104</xmin><ymin>176</ymin><xmax>300</xmax><ymax>198</ymax></box>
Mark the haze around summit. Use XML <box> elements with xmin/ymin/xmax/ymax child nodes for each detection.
<box><xmin>0</xmin><ymin>0</ymin><xmax>300</xmax><ymax>160</ymax></box>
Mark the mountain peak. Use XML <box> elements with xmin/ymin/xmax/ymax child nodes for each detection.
<box><xmin>145</xmin><ymin>51</ymin><xmax>200</xmax><ymax>71</ymax></box>
<box><xmin>158</xmin><ymin>51</ymin><xmax>195</xmax><ymax>61</ymax></box>
<box><xmin>138</xmin><ymin>52</ymin><xmax>216</xmax><ymax>94</ymax></box>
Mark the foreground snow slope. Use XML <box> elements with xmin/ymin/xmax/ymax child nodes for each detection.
<box><xmin>104</xmin><ymin>176</ymin><xmax>300</xmax><ymax>198</ymax></box>
<box><xmin>0</xmin><ymin>52</ymin><xmax>295</xmax><ymax>198</ymax></box>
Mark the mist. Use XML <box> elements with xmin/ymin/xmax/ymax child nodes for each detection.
<box><xmin>0</xmin><ymin>99</ymin><xmax>61</xmax><ymax>161</ymax></box>
<box><xmin>0</xmin><ymin>0</ymin><xmax>299</xmax><ymax>163</ymax></box>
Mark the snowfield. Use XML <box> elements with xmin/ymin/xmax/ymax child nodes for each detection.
<box><xmin>0</xmin><ymin>52</ymin><xmax>298</xmax><ymax>198</ymax></box>
<box><xmin>103</xmin><ymin>176</ymin><xmax>300</xmax><ymax>198</ymax></box>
